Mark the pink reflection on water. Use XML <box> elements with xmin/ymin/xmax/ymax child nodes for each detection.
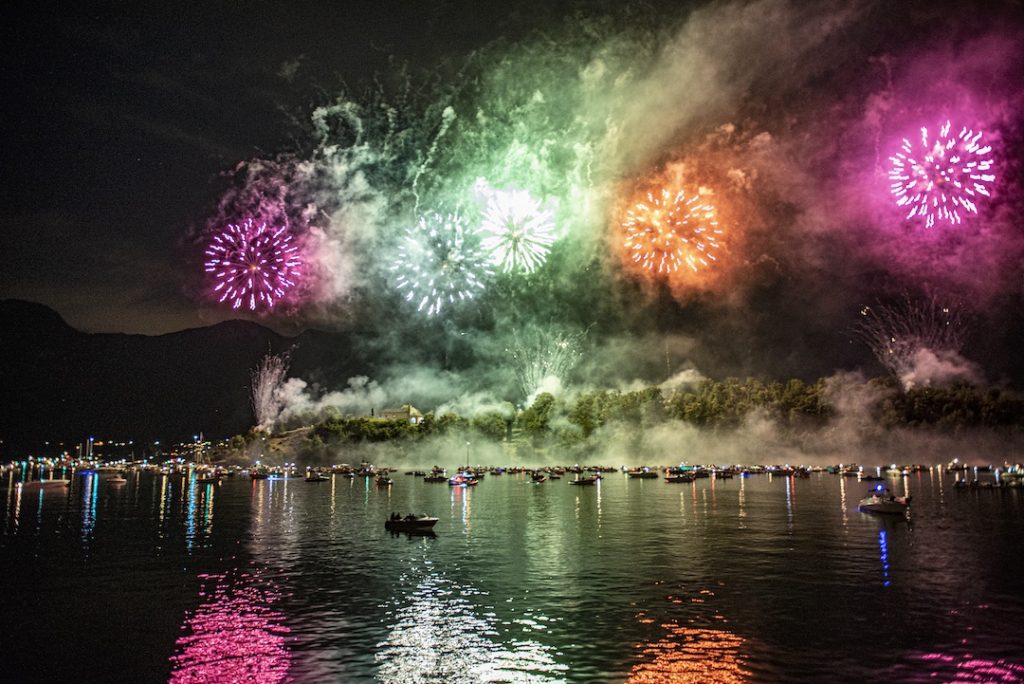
<box><xmin>170</xmin><ymin>569</ymin><xmax>291</xmax><ymax>683</ymax></box>
<box><xmin>910</xmin><ymin>652</ymin><xmax>1024</xmax><ymax>683</ymax></box>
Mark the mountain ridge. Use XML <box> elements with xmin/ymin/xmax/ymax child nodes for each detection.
<box><xmin>0</xmin><ymin>299</ymin><xmax>369</xmax><ymax>457</ymax></box>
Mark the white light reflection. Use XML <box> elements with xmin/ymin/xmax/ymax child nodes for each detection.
<box><xmin>81</xmin><ymin>473</ymin><xmax>98</xmax><ymax>542</ymax></box>
<box><xmin>737</xmin><ymin>475</ymin><xmax>746</xmax><ymax>528</ymax></box>
<box><xmin>376</xmin><ymin>574</ymin><xmax>567</xmax><ymax>683</ymax></box>
<box><xmin>839</xmin><ymin>475</ymin><xmax>848</xmax><ymax>529</ymax></box>
<box><xmin>784</xmin><ymin>476</ymin><xmax>793</xmax><ymax>532</ymax></box>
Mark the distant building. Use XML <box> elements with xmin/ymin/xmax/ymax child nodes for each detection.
<box><xmin>380</xmin><ymin>404</ymin><xmax>423</xmax><ymax>424</ymax></box>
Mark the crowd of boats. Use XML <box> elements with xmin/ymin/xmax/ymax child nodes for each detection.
<box><xmin>4</xmin><ymin>455</ymin><xmax>1022</xmax><ymax>511</ymax></box>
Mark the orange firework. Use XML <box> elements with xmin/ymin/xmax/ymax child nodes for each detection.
<box><xmin>622</xmin><ymin>188</ymin><xmax>723</xmax><ymax>277</ymax></box>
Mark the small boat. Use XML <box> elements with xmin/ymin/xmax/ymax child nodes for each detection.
<box><xmin>531</xmin><ymin>473</ymin><xmax>547</xmax><ymax>483</ymax></box>
<box><xmin>196</xmin><ymin>473</ymin><xmax>220</xmax><ymax>484</ymax></box>
<box><xmin>17</xmin><ymin>479</ymin><xmax>71</xmax><ymax>491</ymax></box>
<box><xmin>858</xmin><ymin>485</ymin><xmax>911</xmax><ymax>514</ymax></box>
<box><xmin>569</xmin><ymin>476</ymin><xmax>599</xmax><ymax>486</ymax></box>
<box><xmin>628</xmin><ymin>468</ymin><xmax>660</xmax><ymax>479</ymax></box>
<box><xmin>665</xmin><ymin>474</ymin><xmax>695</xmax><ymax>483</ymax></box>
<box><xmin>385</xmin><ymin>515</ymin><xmax>439</xmax><ymax>533</ymax></box>
<box><xmin>305</xmin><ymin>472</ymin><xmax>329</xmax><ymax>482</ymax></box>
<box><xmin>376</xmin><ymin>476</ymin><xmax>394</xmax><ymax>486</ymax></box>
<box><xmin>249</xmin><ymin>470</ymin><xmax>270</xmax><ymax>480</ymax></box>
<box><xmin>107</xmin><ymin>475</ymin><xmax>128</xmax><ymax>487</ymax></box>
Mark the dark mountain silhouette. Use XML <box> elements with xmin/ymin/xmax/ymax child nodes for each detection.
<box><xmin>0</xmin><ymin>300</ymin><xmax>370</xmax><ymax>457</ymax></box>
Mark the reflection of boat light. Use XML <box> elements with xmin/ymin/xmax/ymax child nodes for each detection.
<box><xmin>376</xmin><ymin>575</ymin><xmax>566</xmax><ymax>682</ymax></box>
<box><xmin>628</xmin><ymin>621</ymin><xmax>750</xmax><ymax>683</ymax></box>
<box><xmin>170</xmin><ymin>570</ymin><xmax>290</xmax><ymax>683</ymax></box>
<box><xmin>16</xmin><ymin>480</ymin><xmax>70</xmax><ymax>491</ymax></box>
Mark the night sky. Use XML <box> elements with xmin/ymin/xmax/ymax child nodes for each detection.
<box><xmin>3</xmin><ymin>0</ymin><xmax>1024</xmax><ymax>396</ymax></box>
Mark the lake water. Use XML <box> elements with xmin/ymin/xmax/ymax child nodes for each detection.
<box><xmin>2</xmin><ymin>465</ymin><xmax>1023</xmax><ymax>683</ymax></box>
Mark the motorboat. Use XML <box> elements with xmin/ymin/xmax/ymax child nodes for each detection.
<box><xmin>858</xmin><ymin>484</ymin><xmax>911</xmax><ymax>514</ymax></box>
<box><xmin>665</xmin><ymin>474</ymin><xmax>695</xmax><ymax>483</ymax></box>
<box><xmin>376</xmin><ymin>476</ymin><xmax>394</xmax><ymax>486</ymax></box>
<box><xmin>569</xmin><ymin>475</ymin><xmax>599</xmax><ymax>486</ymax></box>
<box><xmin>531</xmin><ymin>472</ymin><xmax>547</xmax><ymax>483</ymax></box>
<box><xmin>305</xmin><ymin>472</ymin><xmax>329</xmax><ymax>482</ymax></box>
<box><xmin>448</xmin><ymin>473</ymin><xmax>478</xmax><ymax>487</ymax></box>
<box><xmin>627</xmin><ymin>468</ymin><xmax>660</xmax><ymax>479</ymax></box>
<box><xmin>385</xmin><ymin>515</ymin><xmax>439</xmax><ymax>533</ymax></box>
<box><xmin>107</xmin><ymin>475</ymin><xmax>128</xmax><ymax>487</ymax></box>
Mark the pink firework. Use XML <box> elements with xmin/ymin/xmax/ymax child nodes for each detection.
<box><xmin>888</xmin><ymin>120</ymin><xmax>996</xmax><ymax>228</ymax></box>
<box><xmin>204</xmin><ymin>218</ymin><xmax>303</xmax><ymax>311</ymax></box>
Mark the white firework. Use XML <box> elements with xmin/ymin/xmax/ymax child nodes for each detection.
<box><xmin>392</xmin><ymin>211</ymin><xmax>492</xmax><ymax>316</ymax></box>
<box><xmin>479</xmin><ymin>189</ymin><xmax>557</xmax><ymax>274</ymax></box>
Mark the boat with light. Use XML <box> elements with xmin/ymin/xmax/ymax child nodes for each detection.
<box><xmin>858</xmin><ymin>484</ymin><xmax>911</xmax><ymax>514</ymax></box>
<box><xmin>628</xmin><ymin>468</ymin><xmax>660</xmax><ymax>479</ymax></box>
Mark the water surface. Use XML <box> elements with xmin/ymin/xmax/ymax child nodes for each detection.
<box><xmin>2</xmin><ymin>466</ymin><xmax>1022</xmax><ymax>682</ymax></box>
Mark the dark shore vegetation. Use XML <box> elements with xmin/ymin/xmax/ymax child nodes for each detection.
<box><xmin>225</xmin><ymin>378</ymin><xmax>1024</xmax><ymax>460</ymax></box>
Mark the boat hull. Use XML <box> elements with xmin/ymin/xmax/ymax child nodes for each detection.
<box><xmin>858</xmin><ymin>496</ymin><xmax>910</xmax><ymax>514</ymax></box>
<box><xmin>385</xmin><ymin>518</ymin><xmax>438</xmax><ymax>533</ymax></box>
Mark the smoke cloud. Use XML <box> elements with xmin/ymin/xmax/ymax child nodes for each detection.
<box><xmin>207</xmin><ymin>0</ymin><xmax>1023</xmax><ymax>439</ymax></box>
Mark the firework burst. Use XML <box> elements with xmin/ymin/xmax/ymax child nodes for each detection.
<box><xmin>392</xmin><ymin>212</ymin><xmax>492</xmax><ymax>316</ymax></box>
<box><xmin>854</xmin><ymin>294</ymin><xmax>967</xmax><ymax>380</ymax></box>
<box><xmin>204</xmin><ymin>218</ymin><xmax>303</xmax><ymax>311</ymax></box>
<box><xmin>888</xmin><ymin>120</ymin><xmax>996</xmax><ymax>228</ymax></box>
<box><xmin>623</xmin><ymin>188</ymin><xmax>723</xmax><ymax>276</ymax></box>
<box><xmin>507</xmin><ymin>326</ymin><xmax>589</xmax><ymax>399</ymax></box>
<box><xmin>250</xmin><ymin>351</ymin><xmax>290</xmax><ymax>432</ymax></box>
<box><xmin>479</xmin><ymin>188</ymin><xmax>557</xmax><ymax>274</ymax></box>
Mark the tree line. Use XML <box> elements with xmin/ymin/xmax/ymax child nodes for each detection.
<box><xmin>236</xmin><ymin>377</ymin><xmax>1024</xmax><ymax>450</ymax></box>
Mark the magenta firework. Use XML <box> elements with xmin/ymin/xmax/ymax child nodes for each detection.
<box><xmin>204</xmin><ymin>218</ymin><xmax>303</xmax><ymax>311</ymax></box>
<box><xmin>888</xmin><ymin>120</ymin><xmax>996</xmax><ymax>228</ymax></box>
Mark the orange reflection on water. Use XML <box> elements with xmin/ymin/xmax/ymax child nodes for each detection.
<box><xmin>628</xmin><ymin>621</ymin><xmax>750</xmax><ymax>683</ymax></box>
<box><xmin>170</xmin><ymin>569</ymin><xmax>291</xmax><ymax>684</ymax></box>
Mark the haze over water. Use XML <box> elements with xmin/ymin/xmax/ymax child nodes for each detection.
<box><xmin>2</xmin><ymin>464</ymin><xmax>1022</xmax><ymax>682</ymax></box>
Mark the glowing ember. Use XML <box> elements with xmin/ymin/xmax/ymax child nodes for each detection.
<box><xmin>204</xmin><ymin>218</ymin><xmax>303</xmax><ymax>311</ymax></box>
<box><xmin>888</xmin><ymin>120</ymin><xmax>996</xmax><ymax>228</ymax></box>
<box><xmin>623</xmin><ymin>189</ymin><xmax>723</xmax><ymax>275</ymax></box>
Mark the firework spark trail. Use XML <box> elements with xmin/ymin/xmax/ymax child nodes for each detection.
<box><xmin>623</xmin><ymin>188</ymin><xmax>722</xmax><ymax>275</ymax></box>
<box><xmin>204</xmin><ymin>218</ymin><xmax>303</xmax><ymax>311</ymax></box>
<box><xmin>888</xmin><ymin>120</ymin><xmax>996</xmax><ymax>228</ymax></box>
<box><xmin>854</xmin><ymin>295</ymin><xmax>967</xmax><ymax>379</ymax></box>
<box><xmin>507</xmin><ymin>326</ymin><xmax>589</xmax><ymax>399</ymax></box>
<box><xmin>250</xmin><ymin>352</ymin><xmax>290</xmax><ymax>431</ymax></box>
<box><xmin>412</xmin><ymin>107</ymin><xmax>456</xmax><ymax>214</ymax></box>
<box><xmin>392</xmin><ymin>211</ymin><xmax>492</xmax><ymax>316</ymax></box>
<box><xmin>479</xmin><ymin>188</ymin><xmax>557</xmax><ymax>274</ymax></box>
